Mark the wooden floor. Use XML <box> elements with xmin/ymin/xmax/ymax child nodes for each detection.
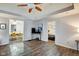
<box><xmin>0</xmin><ymin>39</ymin><xmax>79</xmax><ymax>56</ymax></box>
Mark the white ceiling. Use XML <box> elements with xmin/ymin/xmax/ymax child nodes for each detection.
<box><xmin>0</xmin><ymin>3</ymin><xmax>73</xmax><ymax>20</ymax></box>
<box><xmin>0</xmin><ymin>13</ymin><xmax>26</xmax><ymax>20</ymax></box>
<box><xmin>50</xmin><ymin>4</ymin><xmax>79</xmax><ymax>20</ymax></box>
<box><xmin>50</xmin><ymin>9</ymin><xmax>78</xmax><ymax>19</ymax></box>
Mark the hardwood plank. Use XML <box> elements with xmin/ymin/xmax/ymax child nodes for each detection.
<box><xmin>0</xmin><ymin>40</ymin><xmax>79</xmax><ymax>56</ymax></box>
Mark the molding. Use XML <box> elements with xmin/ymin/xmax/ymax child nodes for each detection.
<box><xmin>52</xmin><ymin>4</ymin><xmax>74</xmax><ymax>15</ymax></box>
<box><xmin>55</xmin><ymin>43</ymin><xmax>77</xmax><ymax>50</ymax></box>
<box><xmin>0</xmin><ymin>9</ymin><xmax>23</xmax><ymax>17</ymax></box>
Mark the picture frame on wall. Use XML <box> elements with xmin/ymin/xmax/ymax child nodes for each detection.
<box><xmin>38</xmin><ymin>24</ymin><xmax>43</xmax><ymax>32</ymax></box>
<box><xmin>38</xmin><ymin>24</ymin><xmax>43</xmax><ymax>28</ymax></box>
<box><xmin>0</xmin><ymin>23</ymin><xmax>6</xmax><ymax>30</ymax></box>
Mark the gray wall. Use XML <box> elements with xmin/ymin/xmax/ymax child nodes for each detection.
<box><xmin>23</xmin><ymin>19</ymin><xmax>48</xmax><ymax>42</ymax></box>
<box><xmin>32</xmin><ymin>19</ymin><xmax>48</xmax><ymax>41</ymax></box>
<box><xmin>0</xmin><ymin>19</ymin><xmax>9</xmax><ymax>45</ymax></box>
<box><xmin>24</xmin><ymin>20</ymin><xmax>32</xmax><ymax>41</ymax></box>
<box><xmin>55</xmin><ymin>14</ymin><xmax>79</xmax><ymax>50</ymax></box>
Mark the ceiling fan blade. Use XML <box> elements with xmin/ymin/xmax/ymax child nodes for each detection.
<box><xmin>34</xmin><ymin>3</ymin><xmax>41</xmax><ymax>5</ymax></box>
<box><xmin>17</xmin><ymin>4</ymin><xmax>28</xmax><ymax>6</ymax></box>
<box><xmin>29</xmin><ymin>8</ymin><xmax>32</xmax><ymax>13</ymax></box>
<box><xmin>35</xmin><ymin>6</ymin><xmax>42</xmax><ymax>11</ymax></box>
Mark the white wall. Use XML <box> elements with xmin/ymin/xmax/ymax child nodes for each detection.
<box><xmin>42</xmin><ymin>19</ymin><xmax>48</xmax><ymax>41</ymax></box>
<box><xmin>24</xmin><ymin>20</ymin><xmax>32</xmax><ymax>41</ymax></box>
<box><xmin>32</xmin><ymin>19</ymin><xmax>48</xmax><ymax>41</ymax></box>
<box><xmin>55</xmin><ymin>14</ymin><xmax>79</xmax><ymax>50</ymax></box>
<box><xmin>0</xmin><ymin>19</ymin><xmax>9</xmax><ymax>45</ymax></box>
<box><xmin>9</xmin><ymin>20</ymin><xmax>24</xmax><ymax>34</ymax></box>
<box><xmin>48</xmin><ymin>21</ymin><xmax>56</xmax><ymax>35</ymax></box>
<box><xmin>16</xmin><ymin>20</ymin><xmax>24</xmax><ymax>33</ymax></box>
<box><xmin>23</xmin><ymin>19</ymin><xmax>48</xmax><ymax>42</ymax></box>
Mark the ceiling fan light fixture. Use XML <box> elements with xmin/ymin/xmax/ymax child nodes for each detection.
<box><xmin>17</xmin><ymin>3</ymin><xmax>42</xmax><ymax>13</ymax></box>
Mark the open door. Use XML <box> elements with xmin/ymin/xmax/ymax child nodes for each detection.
<box><xmin>9</xmin><ymin>20</ymin><xmax>24</xmax><ymax>43</ymax></box>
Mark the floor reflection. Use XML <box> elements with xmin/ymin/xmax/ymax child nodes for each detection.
<box><xmin>0</xmin><ymin>42</ymin><xmax>25</xmax><ymax>56</ymax></box>
<box><xmin>10</xmin><ymin>42</ymin><xmax>24</xmax><ymax>56</ymax></box>
<box><xmin>0</xmin><ymin>40</ymin><xmax>79</xmax><ymax>56</ymax></box>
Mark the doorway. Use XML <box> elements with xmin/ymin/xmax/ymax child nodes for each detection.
<box><xmin>9</xmin><ymin>20</ymin><xmax>24</xmax><ymax>43</ymax></box>
<box><xmin>48</xmin><ymin>21</ymin><xmax>56</xmax><ymax>41</ymax></box>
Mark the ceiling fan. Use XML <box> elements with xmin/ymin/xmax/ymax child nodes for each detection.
<box><xmin>17</xmin><ymin>3</ymin><xmax>42</xmax><ymax>13</ymax></box>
